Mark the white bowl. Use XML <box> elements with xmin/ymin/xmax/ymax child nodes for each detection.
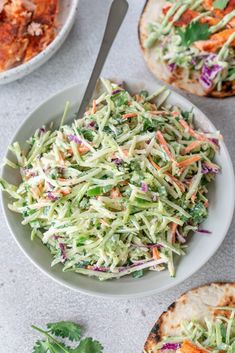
<box><xmin>1</xmin><ymin>79</ymin><xmax>234</xmax><ymax>298</ymax></box>
<box><xmin>0</xmin><ymin>0</ymin><xmax>79</xmax><ymax>85</ymax></box>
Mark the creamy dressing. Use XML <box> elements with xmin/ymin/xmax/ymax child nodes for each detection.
<box><xmin>145</xmin><ymin>0</ymin><xmax>235</xmax><ymax>91</ymax></box>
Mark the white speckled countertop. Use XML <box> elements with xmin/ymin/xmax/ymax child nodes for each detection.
<box><xmin>0</xmin><ymin>1</ymin><xmax>235</xmax><ymax>352</ymax></box>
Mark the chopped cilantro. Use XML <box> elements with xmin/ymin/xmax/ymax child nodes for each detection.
<box><xmin>190</xmin><ymin>202</ymin><xmax>208</xmax><ymax>223</ymax></box>
<box><xmin>111</xmin><ymin>91</ymin><xmax>129</xmax><ymax>107</ymax></box>
<box><xmin>176</xmin><ymin>21</ymin><xmax>210</xmax><ymax>47</ymax></box>
<box><xmin>132</xmin><ymin>269</ymin><xmax>144</xmax><ymax>278</ymax></box>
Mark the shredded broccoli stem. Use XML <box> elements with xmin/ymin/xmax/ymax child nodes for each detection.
<box><xmin>0</xmin><ymin>79</ymin><xmax>220</xmax><ymax>280</ymax></box>
<box><xmin>156</xmin><ymin>309</ymin><xmax>235</xmax><ymax>353</ymax></box>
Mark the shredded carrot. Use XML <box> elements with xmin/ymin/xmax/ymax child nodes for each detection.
<box><xmin>171</xmin><ymin>222</ymin><xmax>178</xmax><ymax>243</ymax></box>
<box><xmin>179</xmin><ymin>119</ymin><xmax>208</xmax><ymax>142</ymax></box>
<box><xmin>181</xmin><ymin>141</ymin><xmax>202</xmax><ymax>155</ymax></box>
<box><xmin>150</xmin><ymin>110</ymin><xmax>168</xmax><ymax>116</ymax></box>
<box><xmin>119</xmin><ymin>180</ymin><xmax>129</xmax><ymax>186</ymax></box>
<box><xmin>135</xmin><ymin>95</ymin><xmax>142</xmax><ymax>102</ymax></box>
<box><xmin>59</xmin><ymin>188</ymin><xmax>71</xmax><ymax>196</ymax></box>
<box><xmin>204</xmin><ymin>200</ymin><xmax>209</xmax><ymax>208</ymax></box>
<box><xmin>169</xmin><ymin>175</ymin><xmax>185</xmax><ymax>192</ymax></box>
<box><xmin>149</xmin><ymin>156</ymin><xmax>185</xmax><ymax>192</ymax></box>
<box><xmin>181</xmin><ymin>340</ymin><xmax>207</xmax><ymax>353</ymax></box>
<box><xmin>92</xmin><ymin>100</ymin><xmax>97</xmax><ymax>114</ymax></box>
<box><xmin>30</xmin><ymin>187</ymin><xmax>40</xmax><ymax>200</ymax></box>
<box><xmin>148</xmin><ymin>156</ymin><xmax>161</xmax><ymax>170</ymax></box>
<box><xmin>121</xmin><ymin>149</ymin><xmax>129</xmax><ymax>157</ymax></box>
<box><xmin>152</xmin><ymin>247</ymin><xmax>161</xmax><ymax>260</ymax></box>
<box><xmin>38</xmin><ymin>182</ymin><xmax>44</xmax><ymax>193</ymax></box>
<box><xmin>156</xmin><ymin>131</ymin><xmax>176</xmax><ymax>163</ymax></box>
<box><xmin>191</xmin><ymin>192</ymin><xmax>197</xmax><ymax>203</ymax></box>
<box><xmin>78</xmin><ymin>145</ymin><xmax>90</xmax><ymax>155</ymax></box>
<box><xmin>58</xmin><ymin>151</ymin><xmax>65</xmax><ymax>165</ymax></box>
<box><xmin>172</xmin><ymin>111</ymin><xmax>180</xmax><ymax>117</ymax></box>
<box><xmin>122</xmin><ymin>113</ymin><xmax>138</xmax><ymax>119</ymax></box>
<box><xmin>100</xmin><ymin>219</ymin><xmax>109</xmax><ymax>226</ymax></box>
<box><xmin>110</xmin><ymin>187</ymin><xmax>122</xmax><ymax>199</ymax></box>
<box><xmin>178</xmin><ymin>155</ymin><xmax>201</xmax><ymax>168</ymax></box>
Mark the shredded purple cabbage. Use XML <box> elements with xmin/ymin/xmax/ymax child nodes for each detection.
<box><xmin>168</xmin><ymin>63</ymin><xmax>176</xmax><ymax>72</ymax></box>
<box><xmin>47</xmin><ymin>192</ymin><xmax>58</xmax><ymax>201</ymax></box>
<box><xmin>200</xmin><ymin>64</ymin><xmax>222</xmax><ymax>90</ymax></box>
<box><xmin>191</xmin><ymin>57</ymin><xmax>197</xmax><ymax>66</ymax></box>
<box><xmin>59</xmin><ymin>243</ymin><xmax>67</xmax><ymax>261</ymax></box>
<box><xmin>176</xmin><ymin>229</ymin><xmax>186</xmax><ymax>244</ymax></box>
<box><xmin>116</xmin><ymin>81</ymin><xmax>124</xmax><ymax>88</ymax></box>
<box><xmin>161</xmin><ymin>343</ymin><xmax>181</xmax><ymax>351</ymax></box>
<box><xmin>209</xmin><ymin>137</ymin><xmax>220</xmax><ymax>148</ymax></box>
<box><xmin>88</xmin><ymin>121</ymin><xmax>96</xmax><ymax>128</ymax></box>
<box><xmin>47</xmin><ymin>182</ymin><xmax>53</xmax><ymax>189</ymax></box>
<box><xmin>112</xmin><ymin>89</ymin><xmax>123</xmax><ymax>95</ymax></box>
<box><xmin>202</xmin><ymin>163</ymin><xmax>220</xmax><ymax>174</ymax></box>
<box><xmin>90</xmin><ymin>266</ymin><xmax>108</xmax><ymax>272</ymax></box>
<box><xmin>20</xmin><ymin>167</ymin><xmax>36</xmax><ymax>178</ymax></box>
<box><xmin>112</xmin><ymin>158</ymin><xmax>123</xmax><ymax>166</ymax></box>
<box><xmin>141</xmin><ymin>182</ymin><xmax>148</xmax><ymax>192</ymax></box>
<box><xmin>68</xmin><ymin>135</ymin><xmax>82</xmax><ymax>144</ymax></box>
<box><xmin>197</xmin><ymin>229</ymin><xmax>212</xmax><ymax>234</ymax></box>
<box><xmin>118</xmin><ymin>260</ymin><xmax>150</xmax><ymax>272</ymax></box>
<box><xmin>39</xmin><ymin>127</ymin><xmax>46</xmax><ymax>135</ymax></box>
<box><xmin>132</xmin><ymin>243</ymin><xmax>162</xmax><ymax>249</ymax></box>
<box><xmin>205</xmin><ymin>54</ymin><xmax>217</xmax><ymax>63</ymax></box>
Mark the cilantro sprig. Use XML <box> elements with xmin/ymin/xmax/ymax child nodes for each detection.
<box><xmin>32</xmin><ymin>321</ymin><xmax>103</xmax><ymax>353</ymax></box>
<box><xmin>213</xmin><ymin>0</ymin><xmax>229</xmax><ymax>10</ymax></box>
<box><xmin>176</xmin><ymin>21</ymin><xmax>210</xmax><ymax>46</ymax></box>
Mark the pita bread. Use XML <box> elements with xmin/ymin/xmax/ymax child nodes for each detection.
<box><xmin>144</xmin><ymin>282</ymin><xmax>235</xmax><ymax>353</ymax></box>
<box><xmin>138</xmin><ymin>0</ymin><xmax>235</xmax><ymax>97</ymax></box>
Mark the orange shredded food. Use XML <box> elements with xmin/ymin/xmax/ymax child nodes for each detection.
<box><xmin>181</xmin><ymin>341</ymin><xmax>207</xmax><ymax>353</ymax></box>
<box><xmin>0</xmin><ymin>0</ymin><xmax>58</xmax><ymax>72</ymax></box>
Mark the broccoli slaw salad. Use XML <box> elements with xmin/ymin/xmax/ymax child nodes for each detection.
<box><xmin>0</xmin><ymin>79</ymin><xmax>221</xmax><ymax>281</ymax></box>
<box><xmin>144</xmin><ymin>0</ymin><xmax>235</xmax><ymax>93</ymax></box>
<box><xmin>149</xmin><ymin>307</ymin><xmax>235</xmax><ymax>353</ymax></box>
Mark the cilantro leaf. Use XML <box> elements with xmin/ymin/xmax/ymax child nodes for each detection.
<box><xmin>213</xmin><ymin>0</ymin><xmax>229</xmax><ymax>9</ymax></box>
<box><xmin>73</xmin><ymin>338</ymin><xmax>103</xmax><ymax>353</ymax></box>
<box><xmin>132</xmin><ymin>270</ymin><xmax>144</xmax><ymax>278</ymax></box>
<box><xmin>32</xmin><ymin>340</ymin><xmax>49</xmax><ymax>353</ymax></box>
<box><xmin>47</xmin><ymin>321</ymin><xmax>82</xmax><ymax>342</ymax></box>
<box><xmin>190</xmin><ymin>202</ymin><xmax>208</xmax><ymax>223</ymax></box>
<box><xmin>177</xmin><ymin>21</ymin><xmax>210</xmax><ymax>46</ymax></box>
<box><xmin>32</xmin><ymin>321</ymin><xmax>103</xmax><ymax>353</ymax></box>
<box><xmin>48</xmin><ymin>342</ymin><xmax>72</xmax><ymax>353</ymax></box>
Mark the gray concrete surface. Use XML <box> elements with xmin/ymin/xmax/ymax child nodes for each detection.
<box><xmin>0</xmin><ymin>1</ymin><xmax>235</xmax><ymax>352</ymax></box>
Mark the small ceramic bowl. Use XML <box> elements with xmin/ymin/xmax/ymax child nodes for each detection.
<box><xmin>1</xmin><ymin>79</ymin><xmax>234</xmax><ymax>298</ymax></box>
<box><xmin>0</xmin><ymin>0</ymin><xmax>79</xmax><ymax>85</ymax></box>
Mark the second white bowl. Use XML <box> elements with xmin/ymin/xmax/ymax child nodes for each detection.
<box><xmin>0</xmin><ymin>0</ymin><xmax>79</xmax><ymax>85</ymax></box>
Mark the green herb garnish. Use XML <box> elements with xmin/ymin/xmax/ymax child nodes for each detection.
<box><xmin>132</xmin><ymin>269</ymin><xmax>144</xmax><ymax>278</ymax></box>
<box><xmin>32</xmin><ymin>321</ymin><xmax>103</xmax><ymax>353</ymax></box>
<box><xmin>177</xmin><ymin>22</ymin><xmax>210</xmax><ymax>47</ymax></box>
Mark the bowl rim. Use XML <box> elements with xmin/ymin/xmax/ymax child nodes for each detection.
<box><xmin>0</xmin><ymin>0</ymin><xmax>80</xmax><ymax>84</ymax></box>
<box><xmin>1</xmin><ymin>81</ymin><xmax>235</xmax><ymax>298</ymax></box>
